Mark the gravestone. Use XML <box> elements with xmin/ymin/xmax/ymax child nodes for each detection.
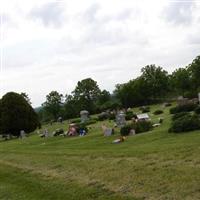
<box><xmin>104</xmin><ymin>128</ymin><xmax>113</xmax><ymax>136</ymax></box>
<box><xmin>20</xmin><ymin>130</ymin><xmax>26</xmax><ymax>139</ymax></box>
<box><xmin>80</xmin><ymin>110</ymin><xmax>89</xmax><ymax>123</ymax></box>
<box><xmin>116</xmin><ymin>111</ymin><xmax>126</xmax><ymax>127</ymax></box>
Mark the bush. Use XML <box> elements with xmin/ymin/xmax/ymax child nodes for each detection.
<box><xmin>70</xmin><ymin>118</ymin><xmax>81</xmax><ymax>124</ymax></box>
<box><xmin>169</xmin><ymin>113</ymin><xmax>200</xmax><ymax>133</ymax></box>
<box><xmin>83</xmin><ymin>119</ymin><xmax>97</xmax><ymax>126</ymax></box>
<box><xmin>170</xmin><ymin>104</ymin><xmax>198</xmax><ymax>114</ymax></box>
<box><xmin>53</xmin><ymin>128</ymin><xmax>64</xmax><ymax>136</ymax></box>
<box><xmin>140</xmin><ymin>106</ymin><xmax>150</xmax><ymax>113</ymax></box>
<box><xmin>164</xmin><ymin>103</ymin><xmax>172</xmax><ymax>107</ymax></box>
<box><xmin>153</xmin><ymin>110</ymin><xmax>163</xmax><ymax>115</ymax></box>
<box><xmin>120</xmin><ymin>121</ymin><xmax>152</xmax><ymax>136</ymax></box>
<box><xmin>125</xmin><ymin>111</ymin><xmax>136</xmax><ymax>120</ymax></box>
<box><xmin>98</xmin><ymin>112</ymin><xmax>109</xmax><ymax>121</ymax></box>
<box><xmin>195</xmin><ymin>106</ymin><xmax>200</xmax><ymax>114</ymax></box>
<box><xmin>172</xmin><ymin>112</ymin><xmax>189</xmax><ymax>121</ymax></box>
<box><xmin>108</xmin><ymin>113</ymin><xmax>116</xmax><ymax>120</ymax></box>
<box><xmin>0</xmin><ymin>92</ymin><xmax>40</xmax><ymax>136</ymax></box>
<box><xmin>133</xmin><ymin>120</ymin><xmax>152</xmax><ymax>133</ymax></box>
<box><xmin>120</xmin><ymin>124</ymin><xmax>134</xmax><ymax>136</ymax></box>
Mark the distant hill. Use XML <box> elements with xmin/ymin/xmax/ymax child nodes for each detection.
<box><xmin>34</xmin><ymin>106</ymin><xmax>42</xmax><ymax>113</ymax></box>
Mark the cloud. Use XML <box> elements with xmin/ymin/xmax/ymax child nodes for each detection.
<box><xmin>163</xmin><ymin>1</ymin><xmax>194</xmax><ymax>25</ymax></box>
<box><xmin>30</xmin><ymin>2</ymin><xmax>65</xmax><ymax>27</ymax></box>
<box><xmin>1</xmin><ymin>0</ymin><xmax>200</xmax><ymax>107</ymax></box>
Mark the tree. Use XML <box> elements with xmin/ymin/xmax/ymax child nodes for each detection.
<box><xmin>171</xmin><ymin>68</ymin><xmax>191</xmax><ymax>96</ymax></box>
<box><xmin>72</xmin><ymin>78</ymin><xmax>101</xmax><ymax>113</ymax></box>
<box><xmin>20</xmin><ymin>92</ymin><xmax>32</xmax><ymax>105</ymax></box>
<box><xmin>42</xmin><ymin>91</ymin><xmax>63</xmax><ymax>120</ymax></box>
<box><xmin>0</xmin><ymin>92</ymin><xmax>39</xmax><ymax>136</ymax></box>
<box><xmin>61</xmin><ymin>94</ymin><xmax>78</xmax><ymax>119</ymax></box>
<box><xmin>114</xmin><ymin>77</ymin><xmax>150</xmax><ymax>108</ymax></box>
<box><xmin>188</xmin><ymin>55</ymin><xmax>200</xmax><ymax>92</ymax></box>
<box><xmin>141</xmin><ymin>65</ymin><xmax>169</xmax><ymax>99</ymax></box>
<box><xmin>97</xmin><ymin>90</ymin><xmax>111</xmax><ymax>105</ymax></box>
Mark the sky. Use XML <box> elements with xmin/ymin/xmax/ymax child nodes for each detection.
<box><xmin>1</xmin><ymin>0</ymin><xmax>200</xmax><ymax>107</ymax></box>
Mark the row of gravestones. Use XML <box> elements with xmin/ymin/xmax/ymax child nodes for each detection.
<box><xmin>80</xmin><ymin>110</ymin><xmax>126</xmax><ymax>127</ymax></box>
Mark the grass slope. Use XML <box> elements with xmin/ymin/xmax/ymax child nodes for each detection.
<box><xmin>0</xmin><ymin>104</ymin><xmax>200</xmax><ymax>200</ymax></box>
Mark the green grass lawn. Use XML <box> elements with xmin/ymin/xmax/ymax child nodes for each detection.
<box><xmin>0</xmin><ymin>104</ymin><xmax>200</xmax><ymax>200</ymax></box>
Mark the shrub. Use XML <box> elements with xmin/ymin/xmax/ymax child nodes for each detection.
<box><xmin>108</xmin><ymin>113</ymin><xmax>116</xmax><ymax>120</ymax></box>
<box><xmin>125</xmin><ymin>111</ymin><xmax>136</xmax><ymax>120</ymax></box>
<box><xmin>0</xmin><ymin>92</ymin><xmax>40</xmax><ymax>136</ymax></box>
<box><xmin>120</xmin><ymin>124</ymin><xmax>134</xmax><ymax>136</ymax></box>
<box><xmin>164</xmin><ymin>103</ymin><xmax>172</xmax><ymax>107</ymax></box>
<box><xmin>170</xmin><ymin>104</ymin><xmax>198</xmax><ymax>114</ymax></box>
<box><xmin>195</xmin><ymin>106</ymin><xmax>200</xmax><ymax>114</ymax></box>
<box><xmin>133</xmin><ymin>120</ymin><xmax>152</xmax><ymax>133</ymax></box>
<box><xmin>153</xmin><ymin>110</ymin><xmax>163</xmax><ymax>115</ymax></box>
<box><xmin>83</xmin><ymin>119</ymin><xmax>97</xmax><ymax>126</ymax></box>
<box><xmin>98</xmin><ymin>112</ymin><xmax>109</xmax><ymax>121</ymax></box>
<box><xmin>140</xmin><ymin>106</ymin><xmax>150</xmax><ymax>113</ymax></box>
<box><xmin>53</xmin><ymin>128</ymin><xmax>64</xmax><ymax>136</ymax></box>
<box><xmin>169</xmin><ymin>113</ymin><xmax>200</xmax><ymax>133</ymax></box>
<box><xmin>70</xmin><ymin>118</ymin><xmax>81</xmax><ymax>124</ymax></box>
<box><xmin>172</xmin><ymin>112</ymin><xmax>189</xmax><ymax>121</ymax></box>
<box><xmin>120</xmin><ymin>121</ymin><xmax>152</xmax><ymax>136</ymax></box>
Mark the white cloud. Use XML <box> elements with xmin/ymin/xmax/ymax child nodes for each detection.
<box><xmin>1</xmin><ymin>0</ymin><xmax>200</xmax><ymax>107</ymax></box>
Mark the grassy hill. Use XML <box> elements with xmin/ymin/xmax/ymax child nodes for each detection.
<box><xmin>0</xmin><ymin>104</ymin><xmax>200</xmax><ymax>200</ymax></box>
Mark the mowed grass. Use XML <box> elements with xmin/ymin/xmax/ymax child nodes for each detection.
<box><xmin>0</xmin><ymin>104</ymin><xmax>200</xmax><ymax>200</ymax></box>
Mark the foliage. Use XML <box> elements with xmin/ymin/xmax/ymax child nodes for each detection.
<box><xmin>20</xmin><ymin>92</ymin><xmax>32</xmax><ymax>105</ymax></box>
<box><xmin>170</xmin><ymin>68</ymin><xmax>191</xmax><ymax>96</ymax></box>
<box><xmin>120</xmin><ymin>124</ymin><xmax>134</xmax><ymax>136</ymax></box>
<box><xmin>98</xmin><ymin>99</ymin><xmax>122</xmax><ymax>112</ymax></box>
<box><xmin>108</xmin><ymin>113</ymin><xmax>116</xmax><ymax>120</ymax></box>
<box><xmin>153</xmin><ymin>110</ymin><xmax>163</xmax><ymax>115</ymax></box>
<box><xmin>164</xmin><ymin>103</ymin><xmax>172</xmax><ymax>107</ymax></box>
<box><xmin>169</xmin><ymin>113</ymin><xmax>200</xmax><ymax>133</ymax></box>
<box><xmin>140</xmin><ymin>106</ymin><xmax>150</xmax><ymax>113</ymax></box>
<box><xmin>70</xmin><ymin>118</ymin><xmax>81</xmax><ymax>124</ymax></box>
<box><xmin>72</xmin><ymin>78</ymin><xmax>101</xmax><ymax>113</ymax></box>
<box><xmin>141</xmin><ymin>65</ymin><xmax>169</xmax><ymax>98</ymax></box>
<box><xmin>98</xmin><ymin>112</ymin><xmax>109</xmax><ymax>121</ymax></box>
<box><xmin>42</xmin><ymin>91</ymin><xmax>63</xmax><ymax>120</ymax></box>
<box><xmin>133</xmin><ymin>120</ymin><xmax>153</xmax><ymax>133</ymax></box>
<box><xmin>53</xmin><ymin>128</ymin><xmax>64</xmax><ymax>136</ymax></box>
<box><xmin>172</xmin><ymin>112</ymin><xmax>189</xmax><ymax>121</ymax></box>
<box><xmin>170</xmin><ymin>104</ymin><xmax>198</xmax><ymax>114</ymax></box>
<box><xmin>0</xmin><ymin>92</ymin><xmax>39</xmax><ymax>136</ymax></box>
<box><xmin>188</xmin><ymin>55</ymin><xmax>200</xmax><ymax>92</ymax></box>
<box><xmin>195</xmin><ymin>106</ymin><xmax>200</xmax><ymax>114</ymax></box>
<box><xmin>125</xmin><ymin>111</ymin><xmax>136</xmax><ymax>120</ymax></box>
<box><xmin>120</xmin><ymin>121</ymin><xmax>152</xmax><ymax>136</ymax></box>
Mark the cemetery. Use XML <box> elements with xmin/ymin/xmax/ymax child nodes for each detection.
<box><xmin>0</xmin><ymin>99</ymin><xmax>200</xmax><ymax>200</ymax></box>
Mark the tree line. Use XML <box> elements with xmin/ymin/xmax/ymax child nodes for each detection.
<box><xmin>39</xmin><ymin>55</ymin><xmax>200</xmax><ymax>122</ymax></box>
<box><xmin>0</xmin><ymin>55</ymin><xmax>199</xmax><ymax>136</ymax></box>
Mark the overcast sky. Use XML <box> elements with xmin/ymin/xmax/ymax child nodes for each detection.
<box><xmin>1</xmin><ymin>0</ymin><xmax>200</xmax><ymax>107</ymax></box>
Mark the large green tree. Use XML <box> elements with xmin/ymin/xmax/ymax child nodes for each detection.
<box><xmin>72</xmin><ymin>78</ymin><xmax>101</xmax><ymax>113</ymax></box>
<box><xmin>171</xmin><ymin>68</ymin><xmax>191</xmax><ymax>96</ymax></box>
<box><xmin>42</xmin><ymin>91</ymin><xmax>63</xmax><ymax>120</ymax></box>
<box><xmin>0</xmin><ymin>92</ymin><xmax>39</xmax><ymax>136</ymax></box>
<box><xmin>188</xmin><ymin>55</ymin><xmax>200</xmax><ymax>92</ymax></box>
<box><xmin>141</xmin><ymin>65</ymin><xmax>169</xmax><ymax>99</ymax></box>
